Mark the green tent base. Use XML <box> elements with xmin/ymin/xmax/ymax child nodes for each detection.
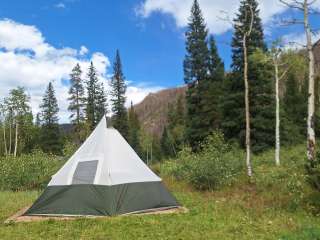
<box><xmin>24</xmin><ymin>182</ymin><xmax>179</xmax><ymax>216</ymax></box>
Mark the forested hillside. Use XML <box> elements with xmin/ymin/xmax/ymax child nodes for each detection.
<box><xmin>134</xmin><ymin>86</ymin><xmax>186</xmax><ymax>137</ymax></box>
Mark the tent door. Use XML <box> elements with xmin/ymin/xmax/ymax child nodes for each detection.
<box><xmin>72</xmin><ymin>160</ymin><xmax>98</xmax><ymax>184</ymax></box>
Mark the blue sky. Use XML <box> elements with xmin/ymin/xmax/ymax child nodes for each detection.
<box><xmin>0</xmin><ymin>0</ymin><xmax>319</xmax><ymax>122</ymax></box>
<box><xmin>0</xmin><ymin>0</ymin><xmax>187</xmax><ymax>88</ymax></box>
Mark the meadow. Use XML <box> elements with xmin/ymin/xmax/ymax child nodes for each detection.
<box><xmin>0</xmin><ymin>145</ymin><xmax>320</xmax><ymax>240</ymax></box>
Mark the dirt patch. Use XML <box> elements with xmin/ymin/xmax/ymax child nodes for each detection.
<box><xmin>4</xmin><ymin>206</ymin><xmax>188</xmax><ymax>223</ymax></box>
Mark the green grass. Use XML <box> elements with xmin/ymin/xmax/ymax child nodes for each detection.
<box><xmin>0</xmin><ymin>178</ymin><xmax>320</xmax><ymax>240</ymax></box>
<box><xmin>1</xmin><ymin>145</ymin><xmax>320</xmax><ymax>239</ymax></box>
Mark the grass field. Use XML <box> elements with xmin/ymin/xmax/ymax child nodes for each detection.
<box><xmin>1</xmin><ymin>177</ymin><xmax>320</xmax><ymax>240</ymax></box>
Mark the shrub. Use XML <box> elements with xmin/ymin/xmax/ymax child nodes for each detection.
<box><xmin>63</xmin><ymin>141</ymin><xmax>78</xmax><ymax>158</ymax></box>
<box><xmin>0</xmin><ymin>151</ymin><xmax>65</xmax><ymax>191</ymax></box>
<box><xmin>305</xmin><ymin>151</ymin><xmax>320</xmax><ymax>191</ymax></box>
<box><xmin>162</xmin><ymin>131</ymin><xmax>244</xmax><ymax>190</ymax></box>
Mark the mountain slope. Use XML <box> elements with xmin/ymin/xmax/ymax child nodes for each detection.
<box><xmin>134</xmin><ymin>86</ymin><xmax>187</xmax><ymax>137</ymax></box>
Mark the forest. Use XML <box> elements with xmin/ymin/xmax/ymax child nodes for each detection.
<box><xmin>1</xmin><ymin>0</ymin><xmax>320</xmax><ymax>239</ymax></box>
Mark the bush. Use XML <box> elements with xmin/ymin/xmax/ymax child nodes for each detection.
<box><xmin>162</xmin><ymin>132</ymin><xmax>244</xmax><ymax>190</ymax></box>
<box><xmin>63</xmin><ymin>141</ymin><xmax>78</xmax><ymax>158</ymax></box>
<box><xmin>0</xmin><ymin>151</ymin><xmax>65</xmax><ymax>191</ymax></box>
<box><xmin>305</xmin><ymin>151</ymin><xmax>320</xmax><ymax>192</ymax></box>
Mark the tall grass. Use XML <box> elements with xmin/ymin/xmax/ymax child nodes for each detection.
<box><xmin>0</xmin><ymin>151</ymin><xmax>65</xmax><ymax>191</ymax></box>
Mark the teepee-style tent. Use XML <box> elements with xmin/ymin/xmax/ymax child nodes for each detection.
<box><xmin>25</xmin><ymin>116</ymin><xmax>179</xmax><ymax>216</ymax></box>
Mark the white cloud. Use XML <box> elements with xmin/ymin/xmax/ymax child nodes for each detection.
<box><xmin>79</xmin><ymin>45</ymin><xmax>88</xmax><ymax>55</ymax></box>
<box><xmin>54</xmin><ymin>2</ymin><xmax>66</xmax><ymax>9</ymax></box>
<box><xmin>0</xmin><ymin>19</ymin><xmax>160</xmax><ymax>123</ymax></box>
<box><xmin>126</xmin><ymin>85</ymin><xmax>164</xmax><ymax>107</ymax></box>
<box><xmin>137</xmin><ymin>0</ymin><xmax>312</xmax><ymax>35</ymax></box>
<box><xmin>0</xmin><ymin>19</ymin><xmax>47</xmax><ymax>53</ymax></box>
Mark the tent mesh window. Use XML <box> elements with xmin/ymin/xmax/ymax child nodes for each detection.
<box><xmin>72</xmin><ymin>160</ymin><xmax>98</xmax><ymax>184</ymax></box>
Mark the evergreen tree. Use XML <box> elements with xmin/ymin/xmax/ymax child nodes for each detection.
<box><xmin>283</xmin><ymin>71</ymin><xmax>307</xmax><ymax>137</ymax></box>
<box><xmin>175</xmin><ymin>95</ymin><xmax>186</xmax><ymax>126</ymax></box>
<box><xmin>68</xmin><ymin>63</ymin><xmax>85</xmax><ymax>141</ymax></box>
<box><xmin>221</xmin><ymin>0</ymin><xmax>273</xmax><ymax>152</ymax></box>
<box><xmin>208</xmin><ymin>35</ymin><xmax>225</xmax><ymax>81</ymax></box>
<box><xmin>231</xmin><ymin>0</ymin><xmax>266</xmax><ymax>72</ymax></box>
<box><xmin>200</xmin><ymin>35</ymin><xmax>225</xmax><ymax>130</ymax></box>
<box><xmin>128</xmin><ymin>102</ymin><xmax>141</xmax><ymax>155</ymax></box>
<box><xmin>183</xmin><ymin>0</ymin><xmax>210</xmax><ymax>150</ymax></box>
<box><xmin>248</xmin><ymin>50</ymin><xmax>275</xmax><ymax>152</ymax></box>
<box><xmin>95</xmin><ymin>82</ymin><xmax>108</xmax><ymax>124</ymax></box>
<box><xmin>160</xmin><ymin>126</ymin><xmax>175</xmax><ymax>158</ymax></box>
<box><xmin>86</xmin><ymin>62</ymin><xmax>107</xmax><ymax>130</ymax></box>
<box><xmin>110</xmin><ymin>50</ymin><xmax>128</xmax><ymax>138</ymax></box>
<box><xmin>39</xmin><ymin>82</ymin><xmax>62</xmax><ymax>154</ymax></box>
<box><xmin>166</xmin><ymin>96</ymin><xmax>186</xmax><ymax>154</ymax></box>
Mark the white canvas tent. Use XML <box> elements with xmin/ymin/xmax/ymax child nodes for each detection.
<box><xmin>25</xmin><ymin>116</ymin><xmax>179</xmax><ymax>216</ymax></box>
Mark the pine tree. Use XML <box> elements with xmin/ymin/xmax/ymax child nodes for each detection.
<box><xmin>208</xmin><ymin>35</ymin><xmax>225</xmax><ymax>81</ymax></box>
<box><xmin>39</xmin><ymin>82</ymin><xmax>62</xmax><ymax>154</ymax></box>
<box><xmin>200</xmin><ymin>35</ymin><xmax>225</xmax><ymax>130</ymax></box>
<box><xmin>128</xmin><ymin>102</ymin><xmax>141</xmax><ymax>155</ymax></box>
<box><xmin>221</xmin><ymin>0</ymin><xmax>273</xmax><ymax>152</ymax></box>
<box><xmin>160</xmin><ymin>126</ymin><xmax>175</xmax><ymax>158</ymax></box>
<box><xmin>68</xmin><ymin>63</ymin><xmax>85</xmax><ymax>141</ymax></box>
<box><xmin>283</xmin><ymin>71</ymin><xmax>307</xmax><ymax>136</ymax></box>
<box><xmin>231</xmin><ymin>0</ymin><xmax>266</xmax><ymax>72</ymax></box>
<box><xmin>249</xmin><ymin>50</ymin><xmax>275</xmax><ymax>152</ymax></box>
<box><xmin>175</xmin><ymin>95</ymin><xmax>186</xmax><ymax>126</ymax></box>
<box><xmin>95</xmin><ymin>82</ymin><xmax>108</xmax><ymax>124</ymax></box>
<box><xmin>183</xmin><ymin>0</ymin><xmax>210</xmax><ymax>150</ymax></box>
<box><xmin>166</xmin><ymin>96</ymin><xmax>186</xmax><ymax>154</ymax></box>
<box><xmin>110</xmin><ymin>50</ymin><xmax>128</xmax><ymax>138</ymax></box>
<box><xmin>85</xmin><ymin>62</ymin><xmax>107</xmax><ymax>130</ymax></box>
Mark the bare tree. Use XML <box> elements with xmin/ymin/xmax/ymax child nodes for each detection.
<box><xmin>8</xmin><ymin>108</ymin><xmax>12</xmax><ymax>155</ymax></box>
<box><xmin>14</xmin><ymin>118</ymin><xmax>18</xmax><ymax>157</ymax></box>
<box><xmin>219</xmin><ymin>3</ymin><xmax>254</xmax><ymax>177</ymax></box>
<box><xmin>243</xmin><ymin>4</ymin><xmax>254</xmax><ymax>177</ymax></box>
<box><xmin>0</xmin><ymin>103</ymin><xmax>8</xmax><ymax>156</ymax></box>
<box><xmin>270</xmin><ymin>42</ymin><xmax>289</xmax><ymax>166</ymax></box>
<box><xmin>280</xmin><ymin>0</ymin><xmax>317</xmax><ymax>162</ymax></box>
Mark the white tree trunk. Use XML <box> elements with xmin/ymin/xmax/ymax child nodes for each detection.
<box><xmin>242</xmin><ymin>4</ymin><xmax>254</xmax><ymax>178</ymax></box>
<box><xmin>243</xmin><ymin>35</ymin><xmax>252</xmax><ymax>177</ymax></box>
<box><xmin>275</xmin><ymin>62</ymin><xmax>280</xmax><ymax>166</ymax></box>
<box><xmin>146</xmin><ymin>148</ymin><xmax>149</xmax><ymax>165</ymax></box>
<box><xmin>150</xmin><ymin>142</ymin><xmax>153</xmax><ymax>165</ymax></box>
<box><xmin>2</xmin><ymin>122</ymin><xmax>7</xmax><ymax>156</ymax></box>
<box><xmin>14</xmin><ymin>120</ymin><xmax>18</xmax><ymax>157</ymax></box>
<box><xmin>9</xmin><ymin>120</ymin><xmax>12</xmax><ymax>155</ymax></box>
<box><xmin>304</xmin><ymin>0</ymin><xmax>316</xmax><ymax>162</ymax></box>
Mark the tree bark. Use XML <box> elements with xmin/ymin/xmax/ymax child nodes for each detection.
<box><xmin>274</xmin><ymin>61</ymin><xmax>280</xmax><ymax>166</ymax></box>
<box><xmin>243</xmin><ymin>4</ymin><xmax>254</xmax><ymax>177</ymax></box>
<box><xmin>9</xmin><ymin>119</ymin><xmax>12</xmax><ymax>155</ymax></box>
<box><xmin>2</xmin><ymin>121</ymin><xmax>7</xmax><ymax>156</ymax></box>
<box><xmin>243</xmin><ymin>35</ymin><xmax>252</xmax><ymax>177</ymax></box>
<box><xmin>304</xmin><ymin>0</ymin><xmax>316</xmax><ymax>162</ymax></box>
<box><xmin>14</xmin><ymin>120</ymin><xmax>18</xmax><ymax>157</ymax></box>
